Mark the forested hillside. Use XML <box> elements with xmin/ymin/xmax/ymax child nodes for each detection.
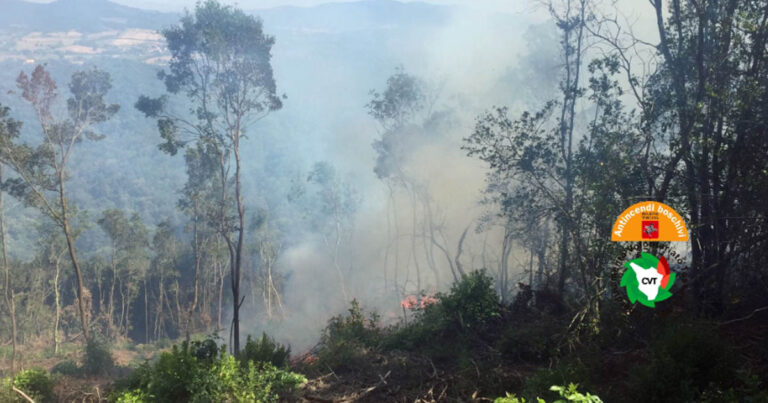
<box><xmin>0</xmin><ymin>0</ymin><xmax>767</xmax><ymax>402</ymax></box>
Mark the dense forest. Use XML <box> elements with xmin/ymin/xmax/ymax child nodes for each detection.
<box><xmin>1</xmin><ymin>0</ymin><xmax>768</xmax><ymax>401</ymax></box>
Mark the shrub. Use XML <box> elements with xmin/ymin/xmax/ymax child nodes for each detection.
<box><xmin>315</xmin><ymin>271</ymin><xmax>501</xmax><ymax>367</ymax></box>
<box><xmin>547</xmin><ymin>384</ymin><xmax>602</xmax><ymax>402</ymax></box>
<box><xmin>111</xmin><ymin>338</ymin><xmax>306</xmax><ymax>402</ymax></box>
<box><xmin>697</xmin><ymin>370</ymin><xmax>768</xmax><ymax>402</ymax></box>
<box><xmin>495</xmin><ymin>383</ymin><xmax>602</xmax><ymax>403</ymax></box>
<box><xmin>154</xmin><ymin>338</ymin><xmax>171</xmax><ymax>349</ymax></box>
<box><xmin>129</xmin><ymin>341</ymin><xmax>213</xmax><ymax>401</ymax></box>
<box><xmin>317</xmin><ymin>300</ymin><xmax>382</xmax><ymax>370</ymax></box>
<box><xmin>0</xmin><ymin>378</ymin><xmax>17</xmax><ymax>402</ymax></box>
<box><xmin>82</xmin><ymin>336</ymin><xmax>115</xmax><ymax>376</ymax></box>
<box><xmin>522</xmin><ymin>361</ymin><xmax>593</xmax><ymax>401</ymax></box>
<box><xmin>438</xmin><ymin>270</ymin><xmax>501</xmax><ymax>331</ymax></box>
<box><xmin>627</xmin><ymin>323</ymin><xmax>738</xmax><ymax>402</ymax></box>
<box><xmin>190</xmin><ymin>337</ymin><xmax>220</xmax><ymax>364</ymax></box>
<box><xmin>239</xmin><ymin>333</ymin><xmax>291</xmax><ymax>368</ymax></box>
<box><xmin>217</xmin><ymin>355</ymin><xmax>306</xmax><ymax>402</ymax></box>
<box><xmin>114</xmin><ymin>389</ymin><xmax>151</xmax><ymax>403</ymax></box>
<box><xmin>51</xmin><ymin>359</ymin><xmax>81</xmax><ymax>377</ymax></box>
<box><xmin>494</xmin><ymin>393</ymin><xmax>538</xmax><ymax>403</ymax></box>
<box><xmin>497</xmin><ymin>315</ymin><xmax>565</xmax><ymax>362</ymax></box>
<box><xmin>323</xmin><ymin>300</ymin><xmax>381</xmax><ymax>347</ymax></box>
<box><xmin>13</xmin><ymin>368</ymin><xmax>55</xmax><ymax>402</ymax></box>
<box><xmin>385</xmin><ymin>270</ymin><xmax>500</xmax><ymax>352</ymax></box>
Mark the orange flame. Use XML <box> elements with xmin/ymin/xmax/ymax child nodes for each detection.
<box><xmin>400</xmin><ymin>294</ymin><xmax>438</xmax><ymax>310</ymax></box>
<box><xmin>420</xmin><ymin>295</ymin><xmax>438</xmax><ymax>308</ymax></box>
<box><xmin>400</xmin><ymin>295</ymin><xmax>419</xmax><ymax>309</ymax></box>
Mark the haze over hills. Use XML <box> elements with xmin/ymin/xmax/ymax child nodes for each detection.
<box><xmin>4</xmin><ymin>0</ymin><xmax>454</xmax><ymax>35</ymax></box>
<box><xmin>0</xmin><ymin>0</ymin><xmax>512</xmax><ymax>68</ymax></box>
<box><xmin>0</xmin><ymin>0</ymin><xmax>531</xmax><ymax>267</ymax></box>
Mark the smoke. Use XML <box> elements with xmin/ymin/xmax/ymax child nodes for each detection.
<box><xmin>236</xmin><ymin>4</ymin><xmax>548</xmax><ymax>351</ymax></box>
<box><xmin>200</xmin><ymin>0</ymin><xmax>664</xmax><ymax>351</ymax></box>
<box><xmin>0</xmin><ymin>0</ymin><xmax>569</xmax><ymax>352</ymax></box>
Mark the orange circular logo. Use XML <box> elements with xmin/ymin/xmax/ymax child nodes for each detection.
<box><xmin>611</xmin><ymin>202</ymin><xmax>689</xmax><ymax>242</ymax></box>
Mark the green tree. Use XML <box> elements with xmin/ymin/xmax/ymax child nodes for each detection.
<box><xmin>464</xmin><ymin>0</ymin><xmax>591</xmax><ymax>297</ymax></box>
<box><xmin>136</xmin><ymin>0</ymin><xmax>283</xmax><ymax>353</ymax></box>
<box><xmin>0</xmin><ymin>65</ymin><xmax>119</xmax><ymax>342</ymax></box>
<box><xmin>645</xmin><ymin>0</ymin><xmax>768</xmax><ymax>313</ymax></box>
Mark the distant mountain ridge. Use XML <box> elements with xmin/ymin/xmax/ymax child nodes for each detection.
<box><xmin>1</xmin><ymin>0</ymin><xmax>178</xmax><ymax>32</ymax></box>
<box><xmin>2</xmin><ymin>0</ymin><xmax>453</xmax><ymax>34</ymax></box>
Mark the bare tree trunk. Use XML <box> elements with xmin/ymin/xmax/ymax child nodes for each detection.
<box><xmin>58</xmin><ymin>174</ymin><xmax>90</xmax><ymax>342</ymax></box>
<box><xmin>154</xmin><ymin>270</ymin><xmax>164</xmax><ymax>340</ymax></box>
<box><xmin>481</xmin><ymin>232</ymin><xmax>489</xmax><ymax>271</ymax></box>
<box><xmin>108</xmin><ymin>248</ymin><xmax>117</xmax><ymax>339</ymax></box>
<box><xmin>218</xmin><ymin>253</ymin><xmax>224</xmax><ymax>332</ymax></box>
<box><xmin>163</xmin><ymin>286</ymin><xmax>176</xmax><ymax>337</ymax></box>
<box><xmin>326</xmin><ymin>218</ymin><xmax>349</xmax><ymax>302</ymax></box>
<box><xmin>214</xmin><ymin>144</ymin><xmax>237</xmax><ymax>351</ymax></box>
<box><xmin>260</xmin><ymin>238</ymin><xmax>283</xmax><ymax>319</ymax></box>
<box><xmin>144</xmin><ymin>276</ymin><xmax>149</xmax><ymax>343</ymax></box>
<box><xmin>95</xmin><ymin>261</ymin><xmax>104</xmax><ymax>332</ymax></box>
<box><xmin>419</xmin><ymin>192</ymin><xmax>441</xmax><ymax>287</ymax></box>
<box><xmin>53</xmin><ymin>251</ymin><xmax>64</xmax><ymax>354</ymax></box>
<box><xmin>528</xmin><ymin>246</ymin><xmax>534</xmax><ymax>287</ymax></box>
<box><xmin>390</xmin><ymin>183</ymin><xmax>402</xmax><ymax>295</ymax></box>
<box><xmin>123</xmin><ymin>284</ymin><xmax>133</xmax><ymax>338</ymax></box>
<box><xmin>553</xmin><ymin>0</ymin><xmax>585</xmax><ymax>295</ymax></box>
<box><xmin>269</xmin><ymin>277</ymin><xmax>284</xmax><ymax>317</ymax></box>
<box><xmin>186</xmin><ymin>201</ymin><xmax>201</xmax><ymax>341</ymax></box>
<box><xmin>265</xmin><ymin>271</ymin><xmax>272</xmax><ymax>318</ymax></box>
<box><xmin>232</xmin><ymin>134</ymin><xmax>245</xmax><ymax>354</ymax></box>
<box><xmin>420</xmin><ymin>185</ymin><xmax>461</xmax><ymax>284</ymax></box>
<box><xmin>409</xmin><ymin>188</ymin><xmax>422</xmax><ymax>292</ymax></box>
<box><xmin>500</xmin><ymin>223</ymin><xmax>513</xmax><ymax>303</ymax></box>
<box><xmin>454</xmin><ymin>225</ymin><xmax>470</xmax><ymax>280</ymax></box>
<box><xmin>174</xmin><ymin>281</ymin><xmax>185</xmax><ymax>340</ymax></box>
<box><xmin>383</xmin><ymin>185</ymin><xmax>394</xmax><ymax>289</ymax></box>
<box><xmin>120</xmin><ymin>282</ymin><xmax>127</xmax><ymax>337</ymax></box>
<box><xmin>263</xmin><ymin>245</ymin><xmax>285</xmax><ymax>318</ymax></box>
<box><xmin>421</xmin><ymin>222</ymin><xmax>439</xmax><ymax>287</ymax></box>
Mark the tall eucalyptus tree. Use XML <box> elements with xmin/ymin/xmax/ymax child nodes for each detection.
<box><xmin>136</xmin><ymin>0</ymin><xmax>283</xmax><ymax>352</ymax></box>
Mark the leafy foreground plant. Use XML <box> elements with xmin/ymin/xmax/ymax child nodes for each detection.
<box><xmin>111</xmin><ymin>338</ymin><xmax>305</xmax><ymax>402</ymax></box>
<box><xmin>238</xmin><ymin>333</ymin><xmax>291</xmax><ymax>369</ymax></box>
<box><xmin>83</xmin><ymin>336</ymin><xmax>116</xmax><ymax>376</ymax></box>
<box><xmin>1</xmin><ymin>369</ymin><xmax>56</xmax><ymax>402</ymax></box>
<box><xmin>50</xmin><ymin>359</ymin><xmax>81</xmax><ymax>377</ymax></box>
<box><xmin>495</xmin><ymin>383</ymin><xmax>602</xmax><ymax>403</ymax></box>
<box><xmin>383</xmin><ymin>270</ymin><xmax>501</xmax><ymax>353</ymax></box>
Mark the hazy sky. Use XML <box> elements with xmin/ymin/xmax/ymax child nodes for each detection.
<box><xmin>23</xmin><ymin>0</ymin><xmax>545</xmax><ymax>14</ymax></box>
